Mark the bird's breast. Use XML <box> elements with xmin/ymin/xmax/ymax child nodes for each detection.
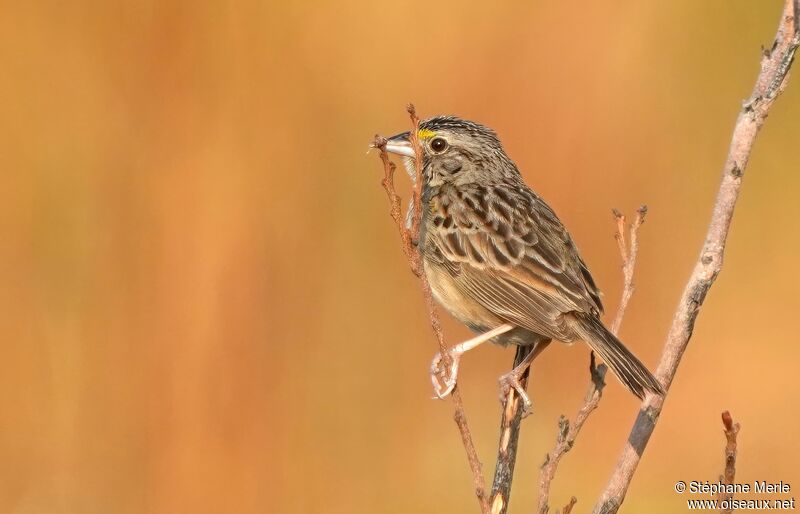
<box><xmin>423</xmin><ymin>253</ymin><xmax>501</xmax><ymax>333</ymax></box>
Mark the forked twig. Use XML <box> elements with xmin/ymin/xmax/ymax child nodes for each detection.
<box><xmin>373</xmin><ymin>105</ymin><xmax>490</xmax><ymax>514</ymax></box>
<box><xmin>537</xmin><ymin>208</ymin><xmax>647</xmax><ymax>514</ymax></box>
<box><xmin>611</xmin><ymin>206</ymin><xmax>647</xmax><ymax>334</ymax></box>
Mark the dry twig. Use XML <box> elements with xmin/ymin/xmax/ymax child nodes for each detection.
<box><xmin>717</xmin><ymin>411</ymin><xmax>741</xmax><ymax>514</ymax></box>
<box><xmin>720</xmin><ymin>411</ymin><xmax>740</xmax><ymax>488</ymax></box>
<box><xmin>490</xmin><ymin>344</ymin><xmax>534</xmax><ymax>514</ymax></box>
<box><xmin>562</xmin><ymin>496</ymin><xmax>578</xmax><ymax>514</ymax></box>
<box><xmin>592</xmin><ymin>3</ymin><xmax>799</xmax><ymax>512</ymax></box>
<box><xmin>373</xmin><ymin>105</ymin><xmax>490</xmax><ymax>514</ymax></box>
<box><xmin>537</xmin><ymin>208</ymin><xmax>647</xmax><ymax>514</ymax></box>
<box><xmin>611</xmin><ymin>207</ymin><xmax>647</xmax><ymax>335</ymax></box>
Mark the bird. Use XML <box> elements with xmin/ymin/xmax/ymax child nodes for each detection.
<box><xmin>382</xmin><ymin>115</ymin><xmax>663</xmax><ymax>409</ymax></box>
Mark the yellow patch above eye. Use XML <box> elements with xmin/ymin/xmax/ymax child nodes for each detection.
<box><xmin>417</xmin><ymin>128</ymin><xmax>437</xmax><ymax>139</ymax></box>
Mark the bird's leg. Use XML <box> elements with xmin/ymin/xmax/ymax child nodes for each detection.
<box><xmin>498</xmin><ymin>339</ymin><xmax>551</xmax><ymax>416</ymax></box>
<box><xmin>430</xmin><ymin>323</ymin><xmax>515</xmax><ymax>399</ymax></box>
<box><xmin>589</xmin><ymin>350</ymin><xmax>607</xmax><ymax>392</ymax></box>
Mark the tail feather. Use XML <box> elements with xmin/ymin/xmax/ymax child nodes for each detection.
<box><xmin>570</xmin><ymin>313</ymin><xmax>664</xmax><ymax>399</ymax></box>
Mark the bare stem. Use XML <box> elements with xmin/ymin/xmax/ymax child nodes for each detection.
<box><xmin>562</xmin><ymin>497</ymin><xmax>578</xmax><ymax>514</ymax></box>
<box><xmin>373</xmin><ymin>105</ymin><xmax>490</xmax><ymax>514</ymax></box>
<box><xmin>374</xmin><ymin>136</ymin><xmax>421</xmax><ymax>276</ymax></box>
<box><xmin>718</xmin><ymin>411</ymin><xmax>741</xmax><ymax>514</ymax></box>
<box><xmin>611</xmin><ymin>206</ymin><xmax>647</xmax><ymax>335</ymax></box>
<box><xmin>592</xmin><ymin>3</ymin><xmax>799</xmax><ymax>512</ymax></box>
<box><xmin>490</xmin><ymin>345</ymin><xmax>534</xmax><ymax>514</ymax></box>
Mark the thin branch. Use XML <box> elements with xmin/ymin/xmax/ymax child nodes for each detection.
<box><xmin>562</xmin><ymin>497</ymin><xmax>578</xmax><ymax>514</ymax></box>
<box><xmin>611</xmin><ymin>207</ymin><xmax>647</xmax><ymax>335</ymax></box>
<box><xmin>592</xmin><ymin>3</ymin><xmax>799</xmax><ymax>513</ymax></box>
<box><xmin>375</xmin><ymin>137</ymin><xmax>421</xmax><ymax>275</ymax></box>
<box><xmin>537</xmin><ymin>208</ymin><xmax>647</xmax><ymax>514</ymax></box>
<box><xmin>407</xmin><ymin>105</ymin><xmax>424</xmax><ymax>240</ymax></box>
<box><xmin>718</xmin><ymin>411</ymin><xmax>741</xmax><ymax>514</ymax></box>
<box><xmin>372</xmin><ymin>105</ymin><xmax>490</xmax><ymax>514</ymax></box>
<box><xmin>489</xmin><ymin>345</ymin><xmax>534</xmax><ymax>514</ymax></box>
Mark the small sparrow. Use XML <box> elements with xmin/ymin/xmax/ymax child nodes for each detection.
<box><xmin>383</xmin><ymin>116</ymin><xmax>663</xmax><ymax>407</ymax></box>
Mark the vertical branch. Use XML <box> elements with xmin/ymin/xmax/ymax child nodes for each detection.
<box><xmin>537</xmin><ymin>208</ymin><xmax>647</xmax><ymax>514</ymax></box>
<box><xmin>407</xmin><ymin>105</ymin><xmax>424</xmax><ymax>239</ymax></box>
<box><xmin>718</xmin><ymin>411</ymin><xmax>740</xmax><ymax>514</ymax></box>
<box><xmin>593</xmin><ymin>2</ymin><xmax>799</xmax><ymax>512</ymax></box>
<box><xmin>372</xmin><ymin>105</ymin><xmax>491</xmax><ymax>514</ymax></box>
<box><xmin>376</xmin><ymin>143</ymin><xmax>421</xmax><ymax>275</ymax></box>
<box><xmin>490</xmin><ymin>345</ymin><xmax>534</xmax><ymax>514</ymax></box>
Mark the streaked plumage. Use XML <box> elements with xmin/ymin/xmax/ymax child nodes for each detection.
<box><xmin>387</xmin><ymin>116</ymin><xmax>662</xmax><ymax>399</ymax></box>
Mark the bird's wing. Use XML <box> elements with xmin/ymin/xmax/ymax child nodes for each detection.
<box><xmin>425</xmin><ymin>183</ymin><xmax>602</xmax><ymax>341</ymax></box>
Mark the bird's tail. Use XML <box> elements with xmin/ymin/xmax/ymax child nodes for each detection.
<box><xmin>569</xmin><ymin>313</ymin><xmax>664</xmax><ymax>399</ymax></box>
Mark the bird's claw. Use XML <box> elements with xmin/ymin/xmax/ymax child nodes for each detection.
<box><xmin>430</xmin><ymin>350</ymin><xmax>461</xmax><ymax>399</ymax></box>
<box><xmin>498</xmin><ymin>369</ymin><xmax>533</xmax><ymax>417</ymax></box>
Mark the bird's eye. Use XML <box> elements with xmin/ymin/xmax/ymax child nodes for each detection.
<box><xmin>430</xmin><ymin>137</ymin><xmax>448</xmax><ymax>153</ymax></box>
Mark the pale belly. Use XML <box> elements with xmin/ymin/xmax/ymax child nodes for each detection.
<box><xmin>424</xmin><ymin>258</ymin><xmax>503</xmax><ymax>333</ymax></box>
<box><xmin>423</xmin><ymin>257</ymin><xmax>550</xmax><ymax>348</ymax></box>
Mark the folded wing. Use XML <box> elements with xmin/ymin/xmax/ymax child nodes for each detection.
<box><xmin>425</xmin><ymin>183</ymin><xmax>602</xmax><ymax>341</ymax></box>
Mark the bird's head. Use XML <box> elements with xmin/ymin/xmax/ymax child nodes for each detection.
<box><xmin>384</xmin><ymin>116</ymin><xmax>518</xmax><ymax>187</ymax></box>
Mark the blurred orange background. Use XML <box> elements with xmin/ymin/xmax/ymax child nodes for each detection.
<box><xmin>2</xmin><ymin>1</ymin><xmax>799</xmax><ymax>513</ymax></box>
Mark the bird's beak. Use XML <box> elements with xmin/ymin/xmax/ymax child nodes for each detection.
<box><xmin>384</xmin><ymin>131</ymin><xmax>415</xmax><ymax>157</ymax></box>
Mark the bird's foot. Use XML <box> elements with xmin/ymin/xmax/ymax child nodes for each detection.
<box><xmin>430</xmin><ymin>350</ymin><xmax>463</xmax><ymax>399</ymax></box>
<box><xmin>498</xmin><ymin>368</ymin><xmax>533</xmax><ymax>417</ymax></box>
<box><xmin>428</xmin><ymin>324</ymin><xmax>516</xmax><ymax>400</ymax></box>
